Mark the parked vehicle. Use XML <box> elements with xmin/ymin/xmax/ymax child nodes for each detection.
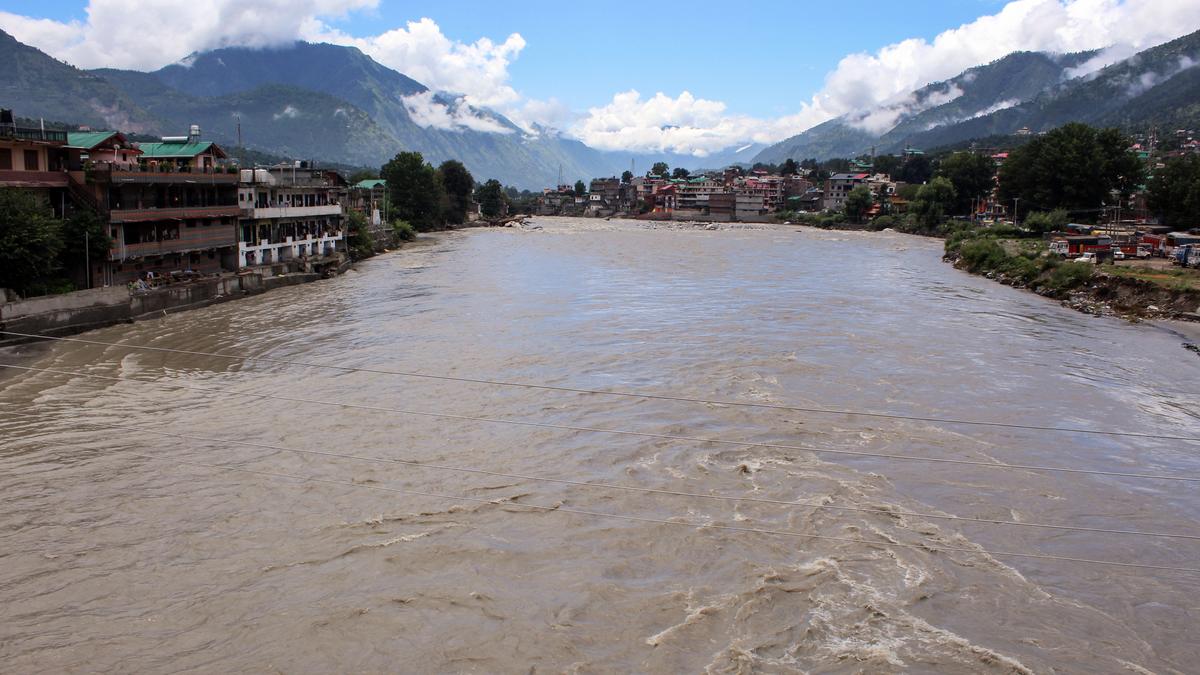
<box><xmin>1111</xmin><ymin>247</ymin><xmax>1125</xmax><ymax>261</ymax></box>
<box><xmin>1078</xmin><ymin>251</ymin><xmax>1099</xmax><ymax>264</ymax></box>
<box><xmin>1136</xmin><ymin>245</ymin><xmax>1151</xmax><ymax>259</ymax></box>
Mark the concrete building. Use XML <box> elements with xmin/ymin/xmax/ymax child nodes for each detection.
<box><xmin>0</xmin><ymin>109</ymin><xmax>71</xmax><ymax>217</ymax></box>
<box><xmin>347</xmin><ymin>179</ymin><xmax>391</xmax><ymax>248</ymax></box>
<box><xmin>238</xmin><ymin>164</ymin><xmax>347</xmax><ymax>269</ymax></box>
<box><xmin>823</xmin><ymin>172</ymin><xmax>869</xmax><ymax>211</ymax></box>
<box><xmin>80</xmin><ymin>128</ymin><xmax>241</xmax><ymax>286</ymax></box>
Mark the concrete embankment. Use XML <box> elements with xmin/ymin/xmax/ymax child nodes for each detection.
<box><xmin>0</xmin><ymin>271</ymin><xmax>326</xmax><ymax>345</ymax></box>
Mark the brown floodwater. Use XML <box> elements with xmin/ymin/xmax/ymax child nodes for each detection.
<box><xmin>1</xmin><ymin>217</ymin><xmax>1198</xmax><ymax>673</ymax></box>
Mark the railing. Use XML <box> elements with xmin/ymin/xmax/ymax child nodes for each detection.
<box><xmin>111</xmin><ymin>224</ymin><xmax>237</xmax><ymax>261</ymax></box>
<box><xmin>0</xmin><ymin>125</ymin><xmax>67</xmax><ymax>143</ymax></box>
<box><xmin>0</xmin><ymin>169</ymin><xmax>68</xmax><ymax>187</ymax></box>
<box><xmin>109</xmin><ymin>205</ymin><xmax>244</xmax><ymax>223</ymax></box>
<box><xmin>89</xmin><ymin>163</ymin><xmax>240</xmax><ymax>184</ymax></box>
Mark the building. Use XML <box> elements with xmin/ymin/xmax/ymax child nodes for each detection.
<box><xmin>237</xmin><ymin>164</ymin><xmax>347</xmax><ymax>269</ymax></box>
<box><xmin>81</xmin><ymin>128</ymin><xmax>241</xmax><ymax>285</ymax></box>
<box><xmin>0</xmin><ymin>108</ymin><xmax>71</xmax><ymax>217</ymax></box>
<box><xmin>67</xmin><ymin>131</ymin><xmax>142</xmax><ymax>170</ymax></box>
<box><xmin>823</xmin><ymin>172</ymin><xmax>869</xmax><ymax>211</ymax></box>
<box><xmin>347</xmin><ymin>179</ymin><xmax>390</xmax><ymax>248</ymax></box>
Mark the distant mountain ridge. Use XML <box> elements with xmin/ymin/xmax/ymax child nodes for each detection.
<box><xmin>754</xmin><ymin>30</ymin><xmax>1200</xmax><ymax>163</ymax></box>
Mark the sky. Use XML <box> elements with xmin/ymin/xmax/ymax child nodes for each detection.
<box><xmin>3</xmin><ymin>0</ymin><xmax>1200</xmax><ymax>156</ymax></box>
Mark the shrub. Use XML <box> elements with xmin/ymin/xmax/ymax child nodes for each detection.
<box><xmin>958</xmin><ymin>238</ymin><xmax>1008</xmax><ymax>273</ymax></box>
<box><xmin>1045</xmin><ymin>261</ymin><xmax>1093</xmax><ymax>292</ymax></box>
<box><xmin>869</xmin><ymin>215</ymin><xmax>896</xmax><ymax>231</ymax></box>
<box><xmin>391</xmin><ymin>219</ymin><xmax>416</xmax><ymax>242</ymax></box>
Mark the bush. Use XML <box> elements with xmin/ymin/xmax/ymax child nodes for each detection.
<box><xmin>869</xmin><ymin>215</ymin><xmax>896</xmax><ymax>231</ymax></box>
<box><xmin>958</xmin><ymin>238</ymin><xmax>1008</xmax><ymax>273</ymax></box>
<box><xmin>391</xmin><ymin>219</ymin><xmax>416</xmax><ymax>242</ymax></box>
<box><xmin>1045</xmin><ymin>261</ymin><xmax>1093</xmax><ymax>292</ymax></box>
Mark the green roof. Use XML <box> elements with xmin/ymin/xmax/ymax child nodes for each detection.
<box><xmin>66</xmin><ymin>131</ymin><xmax>121</xmax><ymax>150</ymax></box>
<box><xmin>354</xmin><ymin>179</ymin><xmax>386</xmax><ymax>189</ymax></box>
<box><xmin>137</xmin><ymin>140</ymin><xmax>223</xmax><ymax>159</ymax></box>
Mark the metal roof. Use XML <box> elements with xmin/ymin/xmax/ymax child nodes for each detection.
<box><xmin>353</xmin><ymin>179</ymin><xmax>387</xmax><ymax>189</ymax></box>
<box><xmin>66</xmin><ymin>131</ymin><xmax>124</xmax><ymax>150</ymax></box>
<box><xmin>137</xmin><ymin>141</ymin><xmax>226</xmax><ymax>159</ymax></box>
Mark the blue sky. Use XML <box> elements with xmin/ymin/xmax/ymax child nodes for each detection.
<box><xmin>2</xmin><ymin>0</ymin><xmax>1197</xmax><ymax>155</ymax></box>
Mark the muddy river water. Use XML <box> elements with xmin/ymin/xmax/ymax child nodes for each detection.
<box><xmin>2</xmin><ymin>217</ymin><xmax>1198</xmax><ymax>672</ymax></box>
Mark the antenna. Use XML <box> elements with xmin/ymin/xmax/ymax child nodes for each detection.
<box><xmin>557</xmin><ymin>163</ymin><xmax>562</xmax><ymax>188</ymax></box>
<box><xmin>235</xmin><ymin>114</ymin><xmax>243</xmax><ymax>167</ymax></box>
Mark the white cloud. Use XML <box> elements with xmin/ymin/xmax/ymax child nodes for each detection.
<box><xmin>273</xmin><ymin>105</ymin><xmax>300</xmax><ymax>120</ymax></box>
<box><xmin>400</xmin><ymin>91</ymin><xmax>513</xmax><ymax>135</ymax></box>
<box><xmin>310</xmin><ymin>18</ymin><xmax>526</xmax><ymax>109</ymax></box>
<box><xmin>0</xmin><ymin>0</ymin><xmax>376</xmax><ymax>70</ymax></box>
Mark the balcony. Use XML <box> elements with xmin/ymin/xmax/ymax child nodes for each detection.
<box><xmin>247</xmin><ymin>204</ymin><xmax>343</xmax><ymax>219</ymax></box>
<box><xmin>0</xmin><ymin>169</ymin><xmax>68</xmax><ymax>188</ymax></box>
<box><xmin>0</xmin><ymin>125</ymin><xmax>67</xmax><ymax>143</ymax></box>
<box><xmin>111</xmin><ymin>224</ymin><xmax>237</xmax><ymax>261</ymax></box>
<box><xmin>90</xmin><ymin>163</ymin><xmax>240</xmax><ymax>185</ymax></box>
<box><xmin>109</xmin><ymin>205</ymin><xmax>244</xmax><ymax>224</ymax></box>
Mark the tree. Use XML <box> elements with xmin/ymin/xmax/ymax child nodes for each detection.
<box><xmin>574</xmin><ymin>179</ymin><xmax>586</xmax><ymax>196</ymax></box>
<box><xmin>0</xmin><ymin>188</ymin><xmax>63</xmax><ymax>296</ymax></box>
<box><xmin>844</xmin><ymin>185</ymin><xmax>874</xmax><ymax>224</ymax></box>
<box><xmin>381</xmin><ymin>151</ymin><xmax>444</xmax><ymax>231</ymax></box>
<box><xmin>781</xmin><ymin>158</ymin><xmax>799</xmax><ymax>176</ymax></box>
<box><xmin>59</xmin><ymin>209</ymin><xmax>112</xmax><ymax>287</ymax></box>
<box><xmin>910</xmin><ymin>176</ymin><xmax>957</xmax><ymax>230</ymax></box>
<box><xmin>937</xmin><ymin>152</ymin><xmax>996</xmax><ymax>215</ymax></box>
<box><xmin>651</xmin><ymin>162</ymin><xmax>669</xmax><ymax>177</ymax></box>
<box><xmin>897</xmin><ymin>154</ymin><xmax>934</xmax><ymax>184</ymax></box>
<box><xmin>621</xmin><ymin>170</ymin><xmax>633</xmax><ymax>184</ymax></box>
<box><xmin>671</xmin><ymin>167</ymin><xmax>691</xmax><ymax>179</ymax></box>
<box><xmin>873</xmin><ymin>154</ymin><xmax>902</xmax><ymax>178</ymax></box>
<box><xmin>348</xmin><ymin>169</ymin><xmax>379</xmax><ymax>185</ymax></box>
<box><xmin>478</xmin><ymin>179</ymin><xmax>507</xmax><ymax>218</ymax></box>
<box><xmin>1023</xmin><ymin>209</ymin><xmax>1070</xmax><ymax>236</ymax></box>
<box><xmin>1147</xmin><ymin>155</ymin><xmax>1200</xmax><ymax>228</ymax></box>
<box><xmin>345</xmin><ymin>209</ymin><xmax>375</xmax><ymax>259</ymax></box>
<box><xmin>437</xmin><ymin>160</ymin><xmax>474</xmax><ymax>225</ymax></box>
<box><xmin>997</xmin><ymin>123</ymin><xmax>1144</xmax><ymax>216</ymax></box>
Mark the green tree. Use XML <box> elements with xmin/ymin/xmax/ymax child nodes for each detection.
<box><xmin>873</xmin><ymin>154</ymin><xmax>902</xmax><ymax>178</ymax></box>
<box><xmin>844</xmin><ymin>185</ymin><xmax>874</xmax><ymax>224</ymax></box>
<box><xmin>348</xmin><ymin>169</ymin><xmax>379</xmax><ymax>185</ymax></box>
<box><xmin>781</xmin><ymin>158</ymin><xmax>799</xmax><ymax>176</ymax></box>
<box><xmin>1147</xmin><ymin>155</ymin><xmax>1200</xmax><ymax>227</ymax></box>
<box><xmin>59</xmin><ymin>209</ymin><xmax>112</xmax><ymax>287</ymax></box>
<box><xmin>897</xmin><ymin>154</ymin><xmax>934</xmax><ymax>184</ymax></box>
<box><xmin>651</xmin><ymin>162</ymin><xmax>669</xmax><ymax>177</ymax></box>
<box><xmin>937</xmin><ymin>152</ymin><xmax>995</xmax><ymax>215</ymax></box>
<box><xmin>997</xmin><ymin>123</ymin><xmax>1144</xmax><ymax>216</ymax></box>
<box><xmin>1022</xmin><ymin>209</ymin><xmax>1070</xmax><ymax>236</ymax></box>
<box><xmin>671</xmin><ymin>167</ymin><xmax>691</xmax><ymax>179</ymax></box>
<box><xmin>478</xmin><ymin>179</ymin><xmax>507</xmax><ymax>218</ymax></box>
<box><xmin>436</xmin><ymin>160</ymin><xmax>475</xmax><ymax>225</ymax></box>
<box><xmin>574</xmin><ymin>179</ymin><xmax>586</xmax><ymax>197</ymax></box>
<box><xmin>621</xmin><ymin>170</ymin><xmax>633</xmax><ymax>184</ymax></box>
<box><xmin>910</xmin><ymin>176</ymin><xmax>958</xmax><ymax>230</ymax></box>
<box><xmin>381</xmin><ymin>151</ymin><xmax>444</xmax><ymax>231</ymax></box>
<box><xmin>345</xmin><ymin>209</ymin><xmax>375</xmax><ymax>260</ymax></box>
<box><xmin>0</xmin><ymin>188</ymin><xmax>63</xmax><ymax>296</ymax></box>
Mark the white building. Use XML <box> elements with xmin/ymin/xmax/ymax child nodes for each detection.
<box><xmin>237</xmin><ymin>164</ymin><xmax>347</xmax><ymax>268</ymax></box>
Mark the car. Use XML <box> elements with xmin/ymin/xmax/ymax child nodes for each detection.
<box><xmin>1078</xmin><ymin>251</ymin><xmax>1100</xmax><ymax>264</ymax></box>
<box><xmin>1111</xmin><ymin>247</ymin><xmax>1125</xmax><ymax>261</ymax></box>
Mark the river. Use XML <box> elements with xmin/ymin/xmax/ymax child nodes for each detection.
<box><xmin>2</xmin><ymin>217</ymin><xmax>1198</xmax><ymax>673</ymax></box>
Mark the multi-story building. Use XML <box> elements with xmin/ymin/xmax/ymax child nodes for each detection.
<box><xmin>823</xmin><ymin>172</ymin><xmax>869</xmax><ymax>211</ymax></box>
<box><xmin>0</xmin><ymin>109</ymin><xmax>71</xmax><ymax>217</ymax></box>
<box><xmin>237</xmin><ymin>164</ymin><xmax>347</xmax><ymax>268</ymax></box>
<box><xmin>81</xmin><ymin>128</ymin><xmax>241</xmax><ymax>285</ymax></box>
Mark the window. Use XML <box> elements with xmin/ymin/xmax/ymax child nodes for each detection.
<box><xmin>0</xmin><ymin>149</ymin><xmax>10</xmax><ymax>170</ymax></box>
<box><xmin>23</xmin><ymin>150</ymin><xmax>39</xmax><ymax>171</ymax></box>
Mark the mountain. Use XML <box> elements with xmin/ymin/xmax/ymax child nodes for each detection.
<box><xmin>753</xmin><ymin>50</ymin><xmax>1097</xmax><ymax>164</ymax></box>
<box><xmin>0</xmin><ymin>29</ymin><xmax>162</xmax><ymax>132</ymax></box>
<box><xmin>902</xmin><ymin>29</ymin><xmax>1200</xmax><ymax>151</ymax></box>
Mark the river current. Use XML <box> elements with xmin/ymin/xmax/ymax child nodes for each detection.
<box><xmin>2</xmin><ymin>217</ymin><xmax>1198</xmax><ymax>672</ymax></box>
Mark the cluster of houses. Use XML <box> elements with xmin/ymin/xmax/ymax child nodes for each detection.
<box><xmin>539</xmin><ymin>170</ymin><xmax>822</xmax><ymax>222</ymax></box>
<box><xmin>0</xmin><ymin>108</ymin><xmax>391</xmax><ymax>290</ymax></box>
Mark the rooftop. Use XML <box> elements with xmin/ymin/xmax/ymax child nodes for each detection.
<box><xmin>137</xmin><ymin>140</ymin><xmax>226</xmax><ymax>159</ymax></box>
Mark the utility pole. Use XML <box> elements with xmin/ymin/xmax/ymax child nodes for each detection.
<box><xmin>84</xmin><ymin>230</ymin><xmax>90</xmax><ymax>289</ymax></box>
<box><xmin>1012</xmin><ymin>197</ymin><xmax>1020</xmax><ymax>227</ymax></box>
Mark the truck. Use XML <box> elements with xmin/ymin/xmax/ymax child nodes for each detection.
<box><xmin>1049</xmin><ymin>235</ymin><xmax>1113</xmax><ymax>258</ymax></box>
<box><xmin>1174</xmin><ymin>244</ymin><xmax>1200</xmax><ymax>268</ymax></box>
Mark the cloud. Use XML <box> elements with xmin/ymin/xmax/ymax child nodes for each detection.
<box><xmin>401</xmin><ymin>91</ymin><xmax>513</xmax><ymax>135</ymax></box>
<box><xmin>0</xmin><ymin>0</ymin><xmax>376</xmax><ymax>70</ymax></box>
<box><xmin>309</xmin><ymin>18</ymin><xmax>525</xmax><ymax>109</ymax></box>
<box><xmin>571</xmin><ymin>90</ymin><xmax>816</xmax><ymax>156</ymax></box>
<box><xmin>273</xmin><ymin>105</ymin><xmax>300</xmax><ymax>120</ymax></box>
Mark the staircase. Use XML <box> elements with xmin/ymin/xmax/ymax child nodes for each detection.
<box><xmin>66</xmin><ymin>173</ymin><xmax>105</xmax><ymax>214</ymax></box>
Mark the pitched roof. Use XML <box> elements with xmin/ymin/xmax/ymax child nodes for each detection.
<box><xmin>354</xmin><ymin>179</ymin><xmax>386</xmax><ymax>189</ymax></box>
<box><xmin>66</xmin><ymin>131</ymin><xmax>125</xmax><ymax>150</ymax></box>
<box><xmin>137</xmin><ymin>140</ymin><xmax>226</xmax><ymax>159</ymax></box>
